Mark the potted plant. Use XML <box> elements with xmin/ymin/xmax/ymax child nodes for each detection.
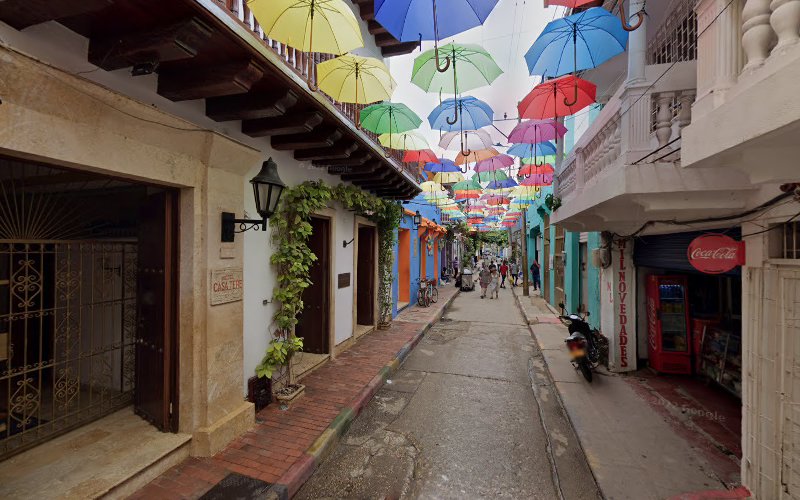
<box><xmin>256</xmin><ymin>332</ymin><xmax>305</xmax><ymax>405</ymax></box>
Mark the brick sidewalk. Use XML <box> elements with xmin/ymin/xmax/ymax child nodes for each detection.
<box><xmin>130</xmin><ymin>285</ymin><xmax>459</xmax><ymax>499</ymax></box>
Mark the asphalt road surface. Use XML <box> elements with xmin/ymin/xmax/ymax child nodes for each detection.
<box><xmin>296</xmin><ymin>283</ymin><xmax>602</xmax><ymax>500</ymax></box>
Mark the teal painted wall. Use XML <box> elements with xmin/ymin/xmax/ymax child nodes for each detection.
<box><xmin>586</xmin><ymin>232</ymin><xmax>602</xmax><ymax>330</ymax></box>
<box><xmin>564</xmin><ymin>231</ymin><xmax>580</xmax><ymax>313</ymax></box>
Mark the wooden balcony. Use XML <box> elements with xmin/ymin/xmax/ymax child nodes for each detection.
<box><xmin>0</xmin><ymin>0</ymin><xmax>420</xmax><ymax>198</ymax></box>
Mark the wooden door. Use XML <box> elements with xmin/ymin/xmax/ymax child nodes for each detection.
<box><xmin>356</xmin><ymin>226</ymin><xmax>375</xmax><ymax>326</ymax></box>
<box><xmin>398</xmin><ymin>230</ymin><xmax>410</xmax><ymax>303</ymax></box>
<box><xmin>135</xmin><ymin>191</ymin><xmax>178</xmax><ymax>431</ymax></box>
<box><xmin>297</xmin><ymin>217</ymin><xmax>330</xmax><ymax>354</ymax></box>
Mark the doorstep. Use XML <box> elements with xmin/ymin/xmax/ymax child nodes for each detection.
<box><xmin>511</xmin><ymin>287</ymin><xmax>744</xmax><ymax>500</ymax></box>
<box><xmin>0</xmin><ymin>407</ymin><xmax>191</xmax><ymax>500</ymax></box>
<box><xmin>130</xmin><ymin>285</ymin><xmax>460</xmax><ymax>499</ymax></box>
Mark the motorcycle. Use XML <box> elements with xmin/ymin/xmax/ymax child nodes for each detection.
<box><xmin>558</xmin><ymin>302</ymin><xmax>603</xmax><ymax>383</ymax></box>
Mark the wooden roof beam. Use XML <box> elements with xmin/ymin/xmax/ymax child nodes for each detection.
<box><xmin>294</xmin><ymin>140</ymin><xmax>359</xmax><ymax>161</ymax></box>
<box><xmin>270</xmin><ymin>126</ymin><xmax>342</xmax><ymax>150</ymax></box>
<box><xmin>313</xmin><ymin>151</ymin><xmax>371</xmax><ymax>168</ymax></box>
<box><xmin>207</xmin><ymin>89</ymin><xmax>298</xmax><ymax>122</ymax></box>
<box><xmin>242</xmin><ymin>111</ymin><xmax>323</xmax><ymax>137</ymax></box>
<box><xmin>0</xmin><ymin>0</ymin><xmax>111</xmax><ymax>30</ymax></box>
<box><xmin>157</xmin><ymin>59</ymin><xmax>263</xmax><ymax>101</ymax></box>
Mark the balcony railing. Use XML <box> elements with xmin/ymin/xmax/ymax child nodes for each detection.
<box><xmin>212</xmin><ymin>0</ymin><xmax>415</xmax><ymax>179</ymax></box>
<box><xmin>555</xmin><ymin>62</ymin><xmax>697</xmax><ymax>200</ymax></box>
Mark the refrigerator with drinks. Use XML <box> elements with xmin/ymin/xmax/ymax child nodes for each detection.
<box><xmin>646</xmin><ymin>275</ymin><xmax>692</xmax><ymax>374</ymax></box>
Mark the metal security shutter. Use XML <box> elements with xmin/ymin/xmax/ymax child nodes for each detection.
<box><xmin>633</xmin><ymin>229</ymin><xmax>742</xmax><ymax>276</ymax></box>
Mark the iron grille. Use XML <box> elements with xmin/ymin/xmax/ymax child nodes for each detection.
<box><xmin>782</xmin><ymin>222</ymin><xmax>800</xmax><ymax>259</ymax></box>
<box><xmin>647</xmin><ymin>0</ymin><xmax>698</xmax><ymax>65</ymax></box>
<box><xmin>0</xmin><ymin>240</ymin><xmax>137</xmax><ymax>460</ymax></box>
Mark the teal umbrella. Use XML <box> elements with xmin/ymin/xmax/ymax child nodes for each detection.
<box><xmin>360</xmin><ymin>102</ymin><xmax>422</xmax><ymax>135</ymax></box>
<box><xmin>412</xmin><ymin>43</ymin><xmax>503</xmax><ymax>95</ymax></box>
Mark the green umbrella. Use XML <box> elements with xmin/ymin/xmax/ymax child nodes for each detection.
<box><xmin>475</xmin><ymin>170</ymin><xmax>509</xmax><ymax>183</ymax></box>
<box><xmin>360</xmin><ymin>102</ymin><xmax>422</xmax><ymax>135</ymax></box>
<box><xmin>452</xmin><ymin>178</ymin><xmax>482</xmax><ymax>191</ymax></box>
<box><xmin>521</xmin><ymin>155</ymin><xmax>557</xmax><ymax>165</ymax></box>
<box><xmin>412</xmin><ymin>43</ymin><xmax>503</xmax><ymax>95</ymax></box>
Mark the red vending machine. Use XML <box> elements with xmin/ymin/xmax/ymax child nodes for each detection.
<box><xmin>646</xmin><ymin>275</ymin><xmax>692</xmax><ymax>374</ymax></box>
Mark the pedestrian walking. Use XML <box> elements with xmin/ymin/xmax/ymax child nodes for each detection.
<box><xmin>510</xmin><ymin>260</ymin><xmax>519</xmax><ymax>287</ymax></box>
<box><xmin>479</xmin><ymin>264</ymin><xmax>491</xmax><ymax>299</ymax></box>
<box><xmin>500</xmin><ymin>260</ymin><xmax>509</xmax><ymax>288</ymax></box>
<box><xmin>488</xmin><ymin>265</ymin><xmax>500</xmax><ymax>299</ymax></box>
<box><xmin>530</xmin><ymin>260</ymin><xmax>541</xmax><ymax>291</ymax></box>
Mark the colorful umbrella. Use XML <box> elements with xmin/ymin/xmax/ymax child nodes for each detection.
<box><xmin>433</xmin><ymin>172</ymin><xmax>465</xmax><ymax>184</ymax></box>
<box><xmin>508</xmin><ymin>142</ymin><xmax>557</xmax><ymax>158</ymax></box>
<box><xmin>455</xmin><ymin>147</ymin><xmax>500</xmax><ymax>165</ymax></box>
<box><xmin>452</xmin><ymin>178</ymin><xmax>482</xmax><ymax>191</ymax></box>
<box><xmin>518</xmin><ymin>163</ymin><xmax>555</xmax><ymax>177</ymax></box>
<box><xmin>403</xmin><ymin>149</ymin><xmax>439</xmax><ymax>164</ymax></box>
<box><xmin>360</xmin><ymin>102</ymin><xmax>422</xmax><ymax>136</ymax></box>
<box><xmin>546</xmin><ymin>0</ymin><xmax>644</xmax><ymax>31</ymax></box>
<box><xmin>412</xmin><ymin>43</ymin><xmax>503</xmax><ymax>95</ymax></box>
<box><xmin>425</xmin><ymin>158</ymin><xmax>460</xmax><ymax>172</ymax></box>
<box><xmin>474</xmin><ymin>154</ymin><xmax>515</xmax><ymax>172</ymax></box>
<box><xmin>317</xmin><ymin>54</ymin><xmax>395</xmax><ymax>105</ymax></box>
<box><xmin>519</xmin><ymin>174</ymin><xmax>554</xmax><ymax>186</ymax></box>
<box><xmin>428</xmin><ymin>96</ymin><xmax>494</xmax><ymax>132</ymax></box>
<box><xmin>475</xmin><ymin>170</ymin><xmax>508</xmax><ymax>183</ymax></box>
<box><xmin>455</xmin><ymin>191</ymin><xmax>482</xmax><ymax>200</ymax></box>
<box><xmin>484</xmin><ymin>195</ymin><xmax>510</xmax><ymax>206</ymax></box>
<box><xmin>439</xmin><ymin>130</ymin><xmax>494</xmax><ymax>152</ymax></box>
<box><xmin>420</xmin><ymin>180</ymin><xmax>445</xmax><ymax>192</ymax></box>
<box><xmin>379</xmin><ymin>131</ymin><xmax>429</xmax><ymax>150</ymax></box>
<box><xmin>485</xmin><ymin>178</ymin><xmax>518</xmax><ymax>190</ymax></box>
<box><xmin>520</xmin><ymin>154</ymin><xmax>558</xmax><ymax>165</ymax></box>
<box><xmin>518</xmin><ymin>75</ymin><xmax>596</xmax><ymax>120</ymax></box>
<box><xmin>525</xmin><ymin>8</ymin><xmax>628</xmax><ymax>80</ymax></box>
<box><xmin>508</xmin><ymin>120</ymin><xmax>568</xmax><ymax>144</ymax></box>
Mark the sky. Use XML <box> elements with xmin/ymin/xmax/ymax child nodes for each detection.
<box><xmin>386</xmin><ymin>0</ymin><xmax>568</xmax><ymax>160</ymax></box>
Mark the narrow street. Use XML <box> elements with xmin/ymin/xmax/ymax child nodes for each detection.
<box><xmin>296</xmin><ymin>285</ymin><xmax>601</xmax><ymax>500</ymax></box>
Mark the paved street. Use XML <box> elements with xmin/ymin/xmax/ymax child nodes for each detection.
<box><xmin>296</xmin><ymin>283</ymin><xmax>601</xmax><ymax>499</ymax></box>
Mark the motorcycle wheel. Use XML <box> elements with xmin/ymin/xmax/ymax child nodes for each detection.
<box><xmin>579</xmin><ymin>360</ymin><xmax>593</xmax><ymax>383</ymax></box>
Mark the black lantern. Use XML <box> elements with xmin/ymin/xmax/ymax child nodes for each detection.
<box><xmin>221</xmin><ymin>158</ymin><xmax>286</xmax><ymax>242</ymax></box>
<box><xmin>413</xmin><ymin>210</ymin><xmax>422</xmax><ymax>229</ymax></box>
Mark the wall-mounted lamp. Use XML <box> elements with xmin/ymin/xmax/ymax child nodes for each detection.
<box><xmin>221</xmin><ymin>158</ymin><xmax>286</xmax><ymax>242</ymax></box>
<box><xmin>412</xmin><ymin>210</ymin><xmax>422</xmax><ymax>229</ymax></box>
<box><xmin>131</xmin><ymin>60</ymin><xmax>159</xmax><ymax>76</ymax></box>
<box><xmin>343</xmin><ymin>238</ymin><xmax>355</xmax><ymax>248</ymax></box>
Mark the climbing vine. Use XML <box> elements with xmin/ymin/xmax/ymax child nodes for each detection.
<box><xmin>258</xmin><ymin>181</ymin><xmax>402</xmax><ymax>379</ymax></box>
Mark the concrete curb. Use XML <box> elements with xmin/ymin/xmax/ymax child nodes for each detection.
<box><xmin>269</xmin><ymin>290</ymin><xmax>460</xmax><ymax>499</ymax></box>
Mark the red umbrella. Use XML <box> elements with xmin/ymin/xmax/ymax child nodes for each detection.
<box><xmin>403</xmin><ymin>149</ymin><xmax>439</xmax><ymax>164</ymax></box>
<box><xmin>485</xmin><ymin>196</ymin><xmax>511</xmax><ymax>206</ymax></box>
<box><xmin>518</xmin><ymin>163</ymin><xmax>555</xmax><ymax>177</ymax></box>
<box><xmin>518</xmin><ymin>75</ymin><xmax>596</xmax><ymax>120</ymax></box>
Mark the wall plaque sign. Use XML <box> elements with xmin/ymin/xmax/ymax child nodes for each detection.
<box><xmin>687</xmin><ymin>234</ymin><xmax>745</xmax><ymax>274</ymax></box>
<box><xmin>210</xmin><ymin>267</ymin><xmax>243</xmax><ymax>305</ymax></box>
<box><xmin>338</xmin><ymin>272</ymin><xmax>351</xmax><ymax>289</ymax></box>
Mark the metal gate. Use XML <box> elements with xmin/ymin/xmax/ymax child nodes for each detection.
<box><xmin>0</xmin><ymin>240</ymin><xmax>137</xmax><ymax>459</ymax></box>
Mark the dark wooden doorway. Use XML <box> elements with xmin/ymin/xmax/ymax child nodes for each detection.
<box><xmin>135</xmin><ymin>190</ymin><xmax>179</xmax><ymax>432</ymax></box>
<box><xmin>297</xmin><ymin>217</ymin><xmax>330</xmax><ymax>354</ymax></box>
<box><xmin>356</xmin><ymin>225</ymin><xmax>376</xmax><ymax>326</ymax></box>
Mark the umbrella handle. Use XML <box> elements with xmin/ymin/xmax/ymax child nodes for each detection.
<box><xmin>446</xmin><ymin>103</ymin><xmax>459</xmax><ymax>125</ymax></box>
<box><xmin>435</xmin><ymin>48</ymin><xmax>452</xmax><ymax>73</ymax></box>
<box><xmin>619</xmin><ymin>3</ymin><xmax>645</xmax><ymax>32</ymax></box>
<box><xmin>563</xmin><ymin>82</ymin><xmax>579</xmax><ymax>107</ymax></box>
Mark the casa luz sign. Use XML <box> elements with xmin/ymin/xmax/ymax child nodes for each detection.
<box><xmin>687</xmin><ymin>234</ymin><xmax>745</xmax><ymax>274</ymax></box>
<box><xmin>210</xmin><ymin>267</ymin><xmax>243</xmax><ymax>305</ymax></box>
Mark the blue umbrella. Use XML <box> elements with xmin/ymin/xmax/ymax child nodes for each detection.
<box><xmin>507</xmin><ymin>142</ymin><xmax>557</xmax><ymax>157</ymax></box>
<box><xmin>525</xmin><ymin>8</ymin><xmax>627</xmax><ymax>103</ymax></box>
<box><xmin>376</xmin><ymin>0</ymin><xmax>499</xmax><ymax>72</ymax></box>
<box><xmin>428</xmin><ymin>96</ymin><xmax>494</xmax><ymax>132</ymax></box>
<box><xmin>486</xmin><ymin>178</ymin><xmax>518</xmax><ymax>190</ymax></box>
<box><xmin>424</xmin><ymin>158</ymin><xmax>461</xmax><ymax>172</ymax></box>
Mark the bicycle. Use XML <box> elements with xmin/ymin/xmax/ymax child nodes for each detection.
<box><xmin>416</xmin><ymin>277</ymin><xmax>439</xmax><ymax>307</ymax></box>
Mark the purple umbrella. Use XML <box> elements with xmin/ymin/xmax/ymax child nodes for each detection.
<box><xmin>474</xmin><ymin>154</ymin><xmax>515</xmax><ymax>172</ymax></box>
<box><xmin>508</xmin><ymin>119</ymin><xmax>568</xmax><ymax>144</ymax></box>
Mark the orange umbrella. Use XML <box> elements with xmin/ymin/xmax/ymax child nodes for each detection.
<box><xmin>455</xmin><ymin>147</ymin><xmax>501</xmax><ymax>165</ymax></box>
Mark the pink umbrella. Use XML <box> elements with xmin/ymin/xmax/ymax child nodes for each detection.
<box><xmin>509</xmin><ymin>119</ymin><xmax>568</xmax><ymax>144</ymax></box>
<box><xmin>520</xmin><ymin>173</ymin><xmax>554</xmax><ymax>186</ymax></box>
<box><xmin>474</xmin><ymin>154</ymin><xmax>515</xmax><ymax>173</ymax></box>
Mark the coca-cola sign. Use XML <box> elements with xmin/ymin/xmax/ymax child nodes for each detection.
<box><xmin>687</xmin><ymin>234</ymin><xmax>745</xmax><ymax>274</ymax></box>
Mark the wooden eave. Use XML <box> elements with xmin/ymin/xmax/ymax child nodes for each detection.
<box><xmin>0</xmin><ymin>0</ymin><xmax>420</xmax><ymax>198</ymax></box>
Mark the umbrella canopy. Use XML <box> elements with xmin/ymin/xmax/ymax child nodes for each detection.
<box><xmin>485</xmin><ymin>178</ymin><xmax>518</xmax><ymax>190</ymax></box>
<box><xmin>507</xmin><ymin>142</ymin><xmax>557</xmax><ymax>157</ymax></box>
<box><xmin>412</xmin><ymin>43</ymin><xmax>503</xmax><ymax>94</ymax></box>
<box><xmin>375</xmin><ymin>0</ymin><xmax>499</xmax><ymax>42</ymax></box>
<box><xmin>484</xmin><ymin>195</ymin><xmax>511</xmax><ymax>206</ymax></box>
<box><xmin>521</xmin><ymin>154</ymin><xmax>557</xmax><ymax>165</ymax></box>
<box><xmin>455</xmin><ymin>191</ymin><xmax>482</xmax><ymax>200</ymax></box>
<box><xmin>251</xmin><ymin>0</ymin><xmax>363</xmax><ymax>55</ymax></box>
<box><xmin>317</xmin><ymin>54</ymin><xmax>395</xmax><ymax>104</ymax></box>
<box><xmin>404</xmin><ymin>149</ymin><xmax>439</xmax><ymax>164</ymax></box>
<box><xmin>455</xmin><ymin>147</ymin><xmax>501</xmax><ymax>165</ymax></box>
<box><xmin>474</xmin><ymin>154</ymin><xmax>515</xmax><ymax>172</ymax></box>
<box><xmin>518</xmin><ymin>163</ymin><xmax>555</xmax><ymax>177</ymax></box>
<box><xmin>420</xmin><ymin>180</ymin><xmax>446</xmax><ymax>192</ymax></box>
<box><xmin>508</xmin><ymin>119</ymin><xmax>568</xmax><ymax>144</ymax></box>
<box><xmin>379</xmin><ymin>131</ymin><xmax>429</xmax><ymax>150</ymax></box>
<box><xmin>546</xmin><ymin>0</ymin><xmax>601</xmax><ymax>6</ymax></box>
<box><xmin>425</xmin><ymin>158</ymin><xmax>460</xmax><ymax>172</ymax></box>
<box><xmin>475</xmin><ymin>170</ymin><xmax>509</xmax><ymax>183</ymax></box>
<box><xmin>360</xmin><ymin>102</ymin><xmax>422</xmax><ymax>135</ymax></box>
<box><xmin>429</xmin><ymin>96</ymin><xmax>494</xmax><ymax>132</ymax></box>
<box><xmin>519</xmin><ymin>174</ymin><xmax>554</xmax><ymax>186</ymax></box>
<box><xmin>433</xmin><ymin>172</ymin><xmax>465</xmax><ymax>184</ymax></box>
<box><xmin>518</xmin><ymin>75</ymin><xmax>596</xmax><ymax>119</ymax></box>
<box><xmin>452</xmin><ymin>178</ymin><xmax>483</xmax><ymax>191</ymax></box>
<box><xmin>525</xmin><ymin>8</ymin><xmax>628</xmax><ymax>78</ymax></box>
<box><xmin>439</xmin><ymin>130</ymin><xmax>494</xmax><ymax>151</ymax></box>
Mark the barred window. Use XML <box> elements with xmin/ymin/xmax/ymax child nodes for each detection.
<box><xmin>647</xmin><ymin>0</ymin><xmax>697</xmax><ymax>65</ymax></box>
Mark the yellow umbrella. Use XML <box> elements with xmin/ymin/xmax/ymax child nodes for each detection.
<box><xmin>433</xmin><ymin>172</ymin><xmax>465</xmax><ymax>184</ymax></box>
<box><xmin>379</xmin><ymin>131</ymin><xmax>429</xmax><ymax>151</ymax></box>
<box><xmin>251</xmin><ymin>0</ymin><xmax>363</xmax><ymax>55</ymax></box>
<box><xmin>420</xmin><ymin>181</ymin><xmax>445</xmax><ymax>192</ymax></box>
<box><xmin>317</xmin><ymin>54</ymin><xmax>395</xmax><ymax>106</ymax></box>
